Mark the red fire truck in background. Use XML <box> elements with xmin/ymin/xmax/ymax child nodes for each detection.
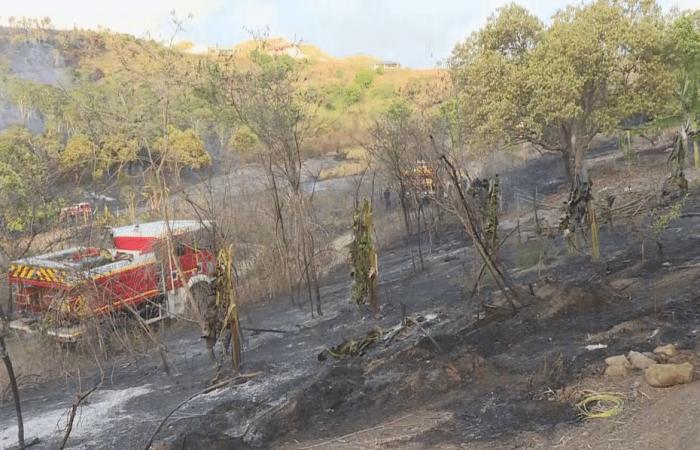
<box><xmin>8</xmin><ymin>220</ymin><xmax>215</xmax><ymax>341</ymax></box>
<box><xmin>59</xmin><ymin>202</ymin><xmax>94</xmax><ymax>224</ymax></box>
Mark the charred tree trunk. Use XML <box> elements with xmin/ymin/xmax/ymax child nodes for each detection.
<box><xmin>0</xmin><ymin>306</ymin><xmax>24</xmax><ymax>449</ymax></box>
<box><xmin>397</xmin><ymin>182</ymin><xmax>417</xmax><ymax>273</ymax></box>
<box><xmin>60</xmin><ymin>382</ymin><xmax>100</xmax><ymax>450</ymax></box>
<box><xmin>398</xmin><ymin>181</ymin><xmax>413</xmax><ymax>236</ymax></box>
<box><xmin>266</xmin><ymin>157</ymin><xmax>297</xmax><ymax>307</ymax></box>
<box><xmin>415</xmin><ymin>202</ymin><xmax>425</xmax><ymax>271</ymax></box>
<box><xmin>300</xmin><ymin>238</ymin><xmax>315</xmax><ymax>318</ymax></box>
<box><xmin>308</xmin><ymin>234</ymin><xmax>322</xmax><ymax>317</ymax></box>
<box><xmin>561</xmin><ymin>149</ymin><xmax>575</xmax><ymax>184</ymax></box>
<box><xmin>561</xmin><ymin>144</ymin><xmax>589</xmax><ymax>186</ymax></box>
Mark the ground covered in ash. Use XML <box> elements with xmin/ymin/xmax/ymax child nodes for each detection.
<box><xmin>2</xmin><ymin>143</ymin><xmax>700</xmax><ymax>450</ymax></box>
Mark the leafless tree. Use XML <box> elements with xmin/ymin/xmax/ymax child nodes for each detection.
<box><xmin>0</xmin><ymin>304</ymin><xmax>26</xmax><ymax>449</ymax></box>
<box><xmin>367</xmin><ymin>102</ymin><xmax>437</xmax><ymax>272</ymax></box>
<box><xmin>210</xmin><ymin>39</ymin><xmax>325</xmax><ymax>316</ymax></box>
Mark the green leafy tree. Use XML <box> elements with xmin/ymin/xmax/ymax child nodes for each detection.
<box><xmin>450</xmin><ymin>1</ymin><xmax>675</xmax><ymax>183</ymax></box>
<box><xmin>670</xmin><ymin>10</ymin><xmax>700</xmax><ymax>168</ymax></box>
<box><xmin>61</xmin><ymin>133</ymin><xmax>99</xmax><ymax>180</ymax></box>
<box><xmin>228</xmin><ymin>125</ymin><xmax>260</xmax><ymax>154</ymax></box>
<box><xmin>101</xmin><ymin>134</ymin><xmax>140</xmax><ymax>176</ymax></box>
<box><xmin>153</xmin><ymin>126</ymin><xmax>211</xmax><ymax>176</ymax></box>
<box><xmin>672</xmin><ymin>10</ymin><xmax>700</xmax><ymax>91</ymax></box>
<box><xmin>0</xmin><ymin>126</ymin><xmax>56</xmax><ymax>234</ymax></box>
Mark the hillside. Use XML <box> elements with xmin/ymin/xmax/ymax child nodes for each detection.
<box><xmin>2</xmin><ymin>5</ymin><xmax>700</xmax><ymax>450</ymax></box>
<box><xmin>0</xmin><ymin>25</ymin><xmax>447</xmax><ymax>235</ymax></box>
<box><xmin>0</xmin><ymin>27</ymin><xmax>445</xmax><ymax>155</ymax></box>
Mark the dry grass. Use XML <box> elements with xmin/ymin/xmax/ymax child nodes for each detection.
<box><xmin>342</xmin><ymin>146</ymin><xmax>369</xmax><ymax>161</ymax></box>
<box><xmin>0</xmin><ymin>318</ymin><xmax>172</xmax><ymax>393</ymax></box>
<box><xmin>319</xmin><ymin>161</ymin><xmax>367</xmax><ymax>180</ymax></box>
<box><xmin>0</xmin><ymin>333</ymin><xmax>91</xmax><ymax>390</ymax></box>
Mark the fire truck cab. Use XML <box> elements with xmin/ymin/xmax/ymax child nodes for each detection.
<box><xmin>8</xmin><ymin>220</ymin><xmax>215</xmax><ymax>341</ymax></box>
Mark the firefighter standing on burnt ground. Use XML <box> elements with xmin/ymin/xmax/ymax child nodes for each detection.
<box><xmin>383</xmin><ymin>186</ymin><xmax>392</xmax><ymax>211</ymax></box>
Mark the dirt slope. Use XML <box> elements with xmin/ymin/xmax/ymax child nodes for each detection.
<box><xmin>2</xmin><ymin>141</ymin><xmax>700</xmax><ymax>450</ymax></box>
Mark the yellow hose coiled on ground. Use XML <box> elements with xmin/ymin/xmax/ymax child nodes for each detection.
<box><xmin>577</xmin><ymin>393</ymin><xmax>624</xmax><ymax>419</ymax></box>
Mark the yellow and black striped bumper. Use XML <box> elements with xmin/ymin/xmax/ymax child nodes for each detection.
<box><xmin>9</xmin><ymin>264</ymin><xmax>66</xmax><ymax>283</ymax></box>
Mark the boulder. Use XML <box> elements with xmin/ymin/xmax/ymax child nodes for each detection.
<box><xmin>627</xmin><ymin>351</ymin><xmax>657</xmax><ymax>370</ymax></box>
<box><xmin>653</xmin><ymin>344</ymin><xmax>678</xmax><ymax>358</ymax></box>
<box><xmin>605</xmin><ymin>364</ymin><xmax>629</xmax><ymax>378</ymax></box>
<box><xmin>644</xmin><ymin>362</ymin><xmax>694</xmax><ymax>388</ymax></box>
<box><xmin>605</xmin><ymin>355</ymin><xmax>632</xmax><ymax>369</ymax></box>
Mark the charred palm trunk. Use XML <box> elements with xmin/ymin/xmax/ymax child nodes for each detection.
<box><xmin>561</xmin><ymin>135</ymin><xmax>599</xmax><ymax>259</ymax></box>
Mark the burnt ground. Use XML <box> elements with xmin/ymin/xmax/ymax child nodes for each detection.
<box><xmin>2</xmin><ymin>142</ymin><xmax>700</xmax><ymax>450</ymax></box>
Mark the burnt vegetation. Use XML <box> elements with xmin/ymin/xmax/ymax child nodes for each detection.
<box><xmin>0</xmin><ymin>2</ymin><xmax>700</xmax><ymax>449</ymax></box>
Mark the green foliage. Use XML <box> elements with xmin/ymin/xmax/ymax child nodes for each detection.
<box><xmin>0</xmin><ymin>27</ymin><xmax>419</xmax><ymax>171</ymax></box>
<box><xmin>38</xmin><ymin>133</ymin><xmax>64</xmax><ymax>160</ymax></box>
<box><xmin>672</xmin><ymin>11</ymin><xmax>700</xmax><ymax>80</ymax></box>
<box><xmin>619</xmin><ymin>130</ymin><xmax>637</xmax><ymax>162</ymax></box>
<box><xmin>0</xmin><ymin>126</ymin><xmax>57</xmax><ymax>232</ymax></box>
<box><xmin>154</xmin><ymin>126</ymin><xmax>211</xmax><ymax>171</ymax></box>
<box><xmin>229</xmin><ymin>126</ymin><xmax>259</xmax><ymax>154</ymax></box>
<box><xmin>450</xmin><ymin>1</ymin><xmax>675</xmax><ymax>178</ymax></box>
<box><xmin>669</xmin><ymin>11</ymin><xmax>700</xmax><ymax>146</ymax></box>
<box><xmin>60</xmin><ymin>130</ymin><xmax>142</xmax><ymax>181</ymax></box>
<box><xmin>61</xmin><ymin>133</ymin><xmax>97</xmax><ymax>175</ymax></box>
<box><xmin>371</xmin><ymin>83</ymin><xmax>395</xmax><ymax>99</ymax></box>
<box><xmin>343</xmin><ymin>85</ymin><xmax>362</xmax><ymax>105</ymax></box>
<box><xmin>386</xmin><ymin>100</ymin><xmax>412</xmax><ymax>121</ymax></box>
<box><xmin>354</xmin><ymin>69</ymin><xmax>375</xmax><ymax>89</ymax></box>
<box><xmin>102</xmin><ymin>134</ymin><xmax>139</xmax><ymax>165</ymax></box>
<box><xmin>652</xmin><ymin>194</ymin><xmax>687</xmax><ymax>238</ymax></box>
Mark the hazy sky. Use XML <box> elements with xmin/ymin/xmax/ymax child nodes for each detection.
<box><xmin>2</xmin><ymin>0</ymin><xmax>699</xmax><ymax>68</ymax></box>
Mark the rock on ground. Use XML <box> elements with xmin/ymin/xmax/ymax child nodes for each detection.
<box><xmin>644</xmin><ymin>362</ymin><xmax>694</xmax><ymax>388</ymax></box>
<box><xmin>653</xmin><ymin>344</ymin><xmax>678</xmax><ymax>359</ymax></box>
<box><xmin>605</xmin><ymin>354</ymin><xmax>632</xmax><ymax>369</ymax></box>
<box><xmin>605</xmin><ymin>365</ymin><xmax>629</xmax><ymax>378</ymax></box>
<box><xmin>628</xmin><ymin>351</ymin><xmax>657</xmax><ymax>370</ymax></box>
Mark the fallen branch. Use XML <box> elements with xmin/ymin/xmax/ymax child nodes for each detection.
<box><xmin>437</xmin><ymin>151</ymin><xmax>522</xmax><ymax>311</ymax></box>
<box><xmin>20</xmin><ymin>438</ymin><xmax>40</xmax><ymax>449</ymax></box>
<box><xmin>469</xmin><ymin>227</ymin><xmax>518</xmax><ymax>299</ymax></box>
<box><xmin>406</xmin><ymin>317</ymin><xmax>442</xmax><ymax>353</ymax></box>
<box><xmin>637</xmin><ymin>141</ymin><xmax>674</xmax><ymax>155</ymax></box>
<box><xmin>142</xmin><ymin>372</ymin><xmax>260</xmax><ymax>450</ymax></box>
<box><xmin>241</xmin><ymin>327</ymin><xmax>289</xmax><ymax>334</ymax></box>
<box><xmin>60</xmin><ymin>380</ymin><xmax>102</xmax><ymax>450</ymax></box>
<box><xmin>673</xmin><ymin>263</ymin><xmax>700</xmax><ymax>270</ymax></box>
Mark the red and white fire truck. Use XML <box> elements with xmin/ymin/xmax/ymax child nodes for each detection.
<box><xmin>59</xmin><ymin>202</ymin><xmax>93</xmax><ymax>224</ymax></box>
<box><xmin>8</xmin><ymin>220</ymin><xmax>216</xmax><ymax>341</ymax></box>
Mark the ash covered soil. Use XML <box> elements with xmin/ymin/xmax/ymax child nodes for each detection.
<box><xmin>2</xmin><ymin>142</ymin><xmax>700</xmax><ymax>450</ymax></box>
